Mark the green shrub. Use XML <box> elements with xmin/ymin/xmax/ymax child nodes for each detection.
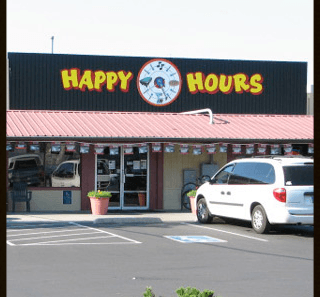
<box><xmin>143</xmin><ymin>287</ymin><xmax>156</xmax><ymax>297</ymax></box>
<box><xmin>186</xmin><ymin>190</ymin><xmax>197</xmax><ymax>197</ymax></box>
<box><xmin>176</xmin><ymin>286</ymin><xmax>215</xmax><ymax>297</ymax></box>
<box><xmin>143</xmin><ymin>286</ymin><xmax>215</xmax><ymax>297</ymax></box>
<box><xmin>87</xmin><ymin>190</ymin><xmax>112</xmax><ymax>198</ymax></box>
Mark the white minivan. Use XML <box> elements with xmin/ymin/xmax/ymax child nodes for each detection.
<box><xmin>195</xmin><ymin>156</ymin><xmax>314</xmax><ymax>233</ymax></box>
<box><xmin>51</xmin><ymin>160</ymin><xmax>80</xmax><ymax>187</ymax></box>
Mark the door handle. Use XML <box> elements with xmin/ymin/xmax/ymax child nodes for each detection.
<box><xmin>226</xmin><ymin>191</ymin><xmax>231</xmax><ymax>195</ymax></box>
<box><xmin>221</xmin><ymin>191</ymin><xmax>225</xmax><ymax>195</ymax></box>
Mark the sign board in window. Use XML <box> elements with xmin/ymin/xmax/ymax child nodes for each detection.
<box><xmin>133</xmin><ymin>161</ymin><xmax>141</xmax><ymax>170</ymax></box>
<box><xmin>63</xmin><ymin>190</ymin><xmax>72</xmax><ymax>204</ymax></box>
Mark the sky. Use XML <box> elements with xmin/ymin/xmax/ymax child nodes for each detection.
<box><xmin>7</xmin><ymin>0</ymin><xmax>313</xmax><ymax>92</ymax></box>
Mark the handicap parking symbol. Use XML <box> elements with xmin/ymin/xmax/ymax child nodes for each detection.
<box><xmin>165</xmin><ymin>236</ymin><xmax>227</xmax><ymax>243</ymax></box>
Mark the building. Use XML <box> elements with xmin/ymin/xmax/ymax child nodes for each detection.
<box><xmin>6</xmin><ymin>53</ymin><xmax>314</xmax><ymax>212</ymax></box>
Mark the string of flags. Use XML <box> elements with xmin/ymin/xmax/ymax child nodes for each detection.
<box><xmin>6</xmin><ymin>141</ymin><xmax>314</xmax><ymax>155</ymax></box>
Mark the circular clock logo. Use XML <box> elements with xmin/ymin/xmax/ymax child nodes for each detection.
<box><xmin>137</xmin><ymin>59</ymin><xmax>182</xmax><ymax>106</ymax></box>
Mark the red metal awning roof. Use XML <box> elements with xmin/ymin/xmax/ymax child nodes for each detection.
<box><xmin>6</xmin><ymin>110</ymin><xmax>313</xmax><ymax>143</ymax></box>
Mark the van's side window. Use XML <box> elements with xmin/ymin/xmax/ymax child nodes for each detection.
<box><xmin>212</xmin><ymin>165</ymin><xmax>234</xmax><ymax>184</ymax></box>
<box><xmin>228</xmin><ymin>162</ymin><xmax>275</xmax><ymax>185</ymax></box>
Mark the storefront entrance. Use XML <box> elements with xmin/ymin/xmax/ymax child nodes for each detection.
<box><xmin>96</xmin><ymin>145</ymin><xmax>149</xmax><ymax>210</ymax></box>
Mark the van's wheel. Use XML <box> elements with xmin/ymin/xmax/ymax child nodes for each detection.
<box><xmin>251</xmin><ymin>205</ymin><xmax>270</xmax><ymax>234</ymax></box>
<box><xmin>197</xmin><ymin>198</ymin><xmax>213</xmax><ymax>224</ymax></box>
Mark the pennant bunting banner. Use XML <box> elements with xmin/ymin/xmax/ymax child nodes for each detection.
<box><xmin>15</xmin><ymin>142</ymin><xmax>27</xmax><ymax>150</ymax></box>
<box><xmin>51</xmin><ymin>142</ymin><xmax>61</xmax><ymax>154</ymax></box>
<box><xmin>192</xmin><ymin>145</ymin><xmax>202</xmax><ymax>155</ymax></box>
<box><xmin>123</xmin><ymin>144</ymin><xmax>134</xmax><ymax>155</ymax></box>
<box><xmin>29</xmin><ymin>141</ymin><xmax>40</xmax><ymax>152</ymax></box>
<box><xmin>257</xmin><ymin>144</ymin><xmax>267</xmax><ymax>155</ymax></box>
<box><xmin>232</xmin><ymin>144</ymin><xmax>242</xmax><ymax>154</ymax></box>
<box><xmin>138</xmin><ymin>144</ymin><xmax>148</xmax><ymax>154</ymax></box>
<box><xmin>65</xmin><ymin>142</ymin><xmax>76</xmax><ymax>152</ymax></box>
<box><xmin>245</xmin><ymin>144</ymin><xmax>254</xmax><ymax>155</ymax></box>
<box><xmin>94</xmin><ymin>144</ymin><xmax>105</xmax><ymax>155</ymax></box>
<box><xmin>109</xmin><ymin>145</ymin><xmax>119</xmax><ymax>155</ymax></box>
<box><xmin>6</xmin><ymin>142</ymin><xmax>14</xmax><ymax>151</ymax></box>
<box><xmin>80</xmin><ymin>143</ymin><xmax>90</xmax><ymax>154</ymax></box>
<box><xmin>164</xmin><ymin>143</ymin><xmax>175</xmax><ymax>153</ymax></box>
<box><xmin>283</xmin><ymin>144</ymin><xmax>292</xmax><ymax>155</ymax></box>
<box><xmin>180</xmin><ymin>144</ymin><xmax>189</xmax><ymax>154</ymax></box>
<box><xmin>152</xmin><ymin>143</ymin><xmax>162</xmax><ymax>153</ymax></box>
<box><xmin>5</xmin><ymin>141</ymin><xmax>314</xmax><ymax>157</ymax></box>
<box><xmin>219</xmin><ymin>143</ymin><xmax>228</xmax><ymax>153</ymax></box>
<box><xmin>205</xmin><ymin>144</ymin><xmax>216</xmax><ymax>154</ymax></box>
<box><xmin>270</xmin><ymin>144</ymin><xmax>281</xmax><ymax>155</ymax></box>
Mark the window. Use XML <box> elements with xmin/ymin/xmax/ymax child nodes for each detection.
<box><xmin>53</xmin><ymin>163</ymin><xmax>75</xmax><ymax>178</ymax></box>
<box><xmin>15</xmin><ymin>159</ymin><xmax>39</xmax><ymax>169</ymax></box>
<box><xmin>97</xmin><ymin>159</ymin><xmax>109</xmax><ymax>175</ymax></box>
<box><xmin>283</xmin><ymin>165</ymin><xmax>313</xmax><ymax>186</ymax></box>
<box><xmin>228</xmin><ymin>162</ymin><xmax>275</xmax><ymax>185</ymax></box>
<box><xmin>7</xmin><ymin>143</ymin><xmax>80</xmax><ymax>188</ymax></box>
<box><xmin>212</xmin><ymin>165</ymin><xmax>234</xmax><ymax>184</ymax></box>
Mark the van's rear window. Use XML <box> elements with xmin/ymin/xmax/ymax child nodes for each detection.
<box><xmin>283</xmin><ymin>165</ymin><xmax>314</xmax><ymax>186</ymax></box>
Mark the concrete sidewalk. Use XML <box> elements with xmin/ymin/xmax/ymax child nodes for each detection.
<box><xmin>6</xmin><ymin>210</ymin><xmax>197</xmax><ymax>225</ymax></box>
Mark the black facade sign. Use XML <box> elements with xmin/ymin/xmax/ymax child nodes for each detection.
<box><xmin>8</xmin><ymin>52</ymin><xmax>307</xmax><ymax>114</ymax></box>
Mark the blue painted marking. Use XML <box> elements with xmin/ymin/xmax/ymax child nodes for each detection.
<box><xmin>165</xmin><ymin>236</ymin><xmax>227</xmax><ymax>243</ymax></box>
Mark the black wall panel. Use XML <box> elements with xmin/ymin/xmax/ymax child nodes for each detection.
<box><xmin>8</xmin><ymin>52</ymin><xmax>307</xmax><ymax>114</ymax></box>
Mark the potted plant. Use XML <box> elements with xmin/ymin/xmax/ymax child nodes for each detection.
<box><xmin>186</xmin><ymin>189</ymin><xmax>197</xmax><ymax>214</ymax></box>
<box><xmin>87</xmin><ymin>190</ymin><xmax>112</xmax><ymax>215</ymax></box>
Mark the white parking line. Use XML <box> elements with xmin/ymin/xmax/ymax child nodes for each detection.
<box><xmin>6</xmin><ymin>221</ymin><xmax>142</xmax><ymax>246</ymax></box>
<box><xmin>70</xmin><ymin>222</ymin><xmax>142</xmax><ymax>244</ymax></box>
<box><xmin>6</xmin><ymin>240</ymin><xmax>15</xmax><ymax>246</ymax></box>
<box><xmin>182</xmin><ymin>223</ymin><xmax>268</xmax><ymax>242</ymax></box>
<box><xmin>6</xmin><ymin>224</ymin><xmax>70</xmax><ymax>231</ymax></box>
<box><xmin>19</xmin><ymin>235</ymin><xmax>119</xmax><ymax>246</ymax></box>
<box><xmin>6</xmin><ymin>228</ymin><xmax>87</xmax><ymax>237</ymax></box>
<box><xmin>8</xmin><ymin>231</ymin><xmax>102</xmax><ymax>242</ymax></box>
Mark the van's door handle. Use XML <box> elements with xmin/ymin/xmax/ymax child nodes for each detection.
<box><xmin>221</xmin><ymin>191</ymin><xmax>225</xmax><ymax>195</ymax></box>
<box><xmin>227</xmin><ymin>191</ymin><xmax>231</xmax><ymax>195</ymax></box>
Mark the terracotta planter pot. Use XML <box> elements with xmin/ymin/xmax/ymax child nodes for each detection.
<box><xmin>88</xmin><ymin>197</ymin><xmax>110</xmax><ymax>215</ymax></box>
<box><xmin>189</xmin><ymin>196</ymin><xmax>196</xmax><ymax>214</ymax></box>
<box><xmin>138</xmin><ymin>193</ymin><xmax>146</xmax><ymax>206</ymax></box>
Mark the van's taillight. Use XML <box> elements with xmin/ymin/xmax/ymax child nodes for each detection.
<box><xmin>273</xmin><ymin>188</ymin><xmax>286</xmax><ymax>202</ymax></box>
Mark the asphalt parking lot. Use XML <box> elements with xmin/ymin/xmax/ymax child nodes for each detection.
<box><xmin>7</xmin><ymin>216</ymin><xmax>313</xmax><ymax>297</ymax></box>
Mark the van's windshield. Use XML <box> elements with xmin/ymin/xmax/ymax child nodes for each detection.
<box><xmin>283</xmin><ymin>165</ymin><xmax>314</xmax><ymax>186</ymax></box>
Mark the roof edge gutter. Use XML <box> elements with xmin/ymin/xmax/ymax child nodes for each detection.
<box><xmin>6</xmin><ymin>136</ymin><xmax>314</xmax><ymax>144</ymax></box>
<box><xmin>181</xmin><ymin>108</ymin><xmax>214</xmax><ymax>124</ymax></box>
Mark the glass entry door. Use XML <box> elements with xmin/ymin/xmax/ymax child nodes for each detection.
<box><xmin>97</xmin><ymin>150</ymin><xmax>121</xmax><ymax>208</ymax></box>
<box><xmin>96</xmin><ymin>145</ymin><xmax>149</xmax><ymax>210</ymax></box>
<box><xmin>123</xmin><ymin>146</ymin><xmax>148</xmax><ymax>208</ymax></box>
